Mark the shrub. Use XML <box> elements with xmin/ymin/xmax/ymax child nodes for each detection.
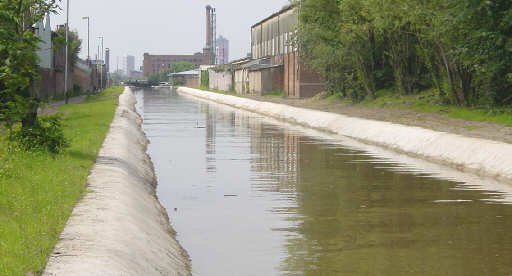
<box><xmin>9</xmin><ymin>114</ymin><xmax>69</xmax><ymax>154</ymax></box>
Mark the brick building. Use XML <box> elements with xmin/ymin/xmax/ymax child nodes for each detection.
<box><xmin>143</xmin><ymin>53</ymin><xmax>209</xmax><ymax>77</ymax></box>
<box><xmin>251</xmin><ymin>5</ymin><xmax>325</xmax><ymax>98</ymax></box>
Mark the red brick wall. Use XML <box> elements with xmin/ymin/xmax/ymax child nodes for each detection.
<box><xmin>271</xmin><ymin>67</ymin><xmax>284</xmax><ymax>92</ymax></box>
<box><xmin>72</xmin><ymin>67</ymin><xmax>90</xmax><ymax>92</ymax></box>
<box><xmin>284</xmin><ymin>53</ymin><xmax>298</xmax><ymax>97</ymax></box>
<box><xmin>37</xmin><ymin>68</ymin><xmax>56</xmax><ymax>100</ymax></box>
<box><xmin>282</xmin><ymin>52</ymin><xmax>324</xmax><ymax>98</ymax></box>
<box><xmin>184</xmin><ymin>76</ymin><xmax>199</xmax><ymax>88</ymax></box>
<box><xmin>143</xmin><ymin>53</ymin><xmax>209</xmax><ymax>77</ymax></box>
<box><xmin>298</xmin><ymin>62</ymin><xmax>325</xmax><ymax>98</ymax></box>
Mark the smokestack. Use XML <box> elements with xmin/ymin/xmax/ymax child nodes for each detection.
<box><xmin>206</xmin><ymin>5</ymin><xmax>212</xmax><ymax>48</ymax></box>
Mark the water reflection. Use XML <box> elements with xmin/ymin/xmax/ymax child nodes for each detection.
<box><xmin>136</xmin><ymin>88</ymin><xmax>512</xmax><ymax>276</ymax></box>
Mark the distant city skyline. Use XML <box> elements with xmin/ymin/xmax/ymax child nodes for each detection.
<box><xmin>51</xmin><ymin>0</ymin><xmax>290</xmax><ymax>70</ymax></box>
<box><xmin>216</xmin><ymin>35</ymin><xmax>229</xmax><ymax>64</ymax></box>
<box><xmin>126</xmin><ymin>55</ymin><xmax>135</xmax><ymax>73</ymax></box>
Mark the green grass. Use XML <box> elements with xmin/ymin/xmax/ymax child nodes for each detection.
<box><xmin>0</xmin><ymin>86</ymin><xmax>124</xmax><ymax>275</ymax></box>
<box><xmin>326</xmin><ymin>88</ymin><xmax>512</xmax><ymax>126</ymax></box>
<box><xmin>263</xmin><ymin>90</ymin><xmax>286</xmax><ymax>98</ymax></box>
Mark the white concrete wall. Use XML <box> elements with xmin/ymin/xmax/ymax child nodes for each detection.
<box><xmin>44</xmin><ymin>87</ymin><xmax>191</xmax><ymax>276</ymax></box>
<box><xmin>178</xmin><ymin>87</ymin><xmax>512</xmax><ymax>182</ymax></box>
<box><xmin>35</xmin><ymin>14</ymin><xmax>53</xmax><ymax>69</ymax></box>
<box><xmin>208</xmin><ymin>69</ymin><xmax>232</xmax><ymax>92</ymax></box>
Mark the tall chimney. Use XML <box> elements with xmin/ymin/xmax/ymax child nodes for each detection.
<box><xmin>206</xmin><ymin>5</ymin><xmax>212</xmax><ymax>49</ymax></box>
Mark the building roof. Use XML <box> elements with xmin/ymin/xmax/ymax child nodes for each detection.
<box><xmin>168</xmin><ymin>69</ymin><xmax>200</xmax><ymax>77</ymax></box>
<box><xmin>251</xmin><ymin>4</ymin><xmax>295</xmax><ymax>28</ymax></box>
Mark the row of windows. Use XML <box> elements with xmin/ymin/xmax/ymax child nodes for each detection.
<box><xmin>252</xmin><ymin>31</ymin><xmax>295</xmax><ymax>59</ymax></box>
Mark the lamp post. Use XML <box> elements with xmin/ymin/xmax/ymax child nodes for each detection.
<box><xmin>64</xmin><ymin>0</ymin><xmax>69</xmax><ymax>104</ymax></box>
<box><xmin>98</xmin><ymin>36</ymin><xmax>104</xmax><ymax>90</ymax></box>
<box><xmin>82</xmin><ymin>16</ymin><xmax>90</xmax><ymax>63</ymax></box>
<box><xmin>105</xmin><ymin>47</ymin><xmax>110</xmax><ymax>88</ymax></box>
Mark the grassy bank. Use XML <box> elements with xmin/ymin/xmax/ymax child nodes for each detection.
<box><xmin>0</xmin><ymin>86</ymin><xmax>124</xmax><ymax>275</ymax></box>
<box><xmin>324</xmin><ymin>89</ymin><xmax>512</xmax><ymax>126</ymax></box>
<box><xmin>187</xmin><ymin>85</ymin><xmax>512</xmax><ymax>127</ymax></box>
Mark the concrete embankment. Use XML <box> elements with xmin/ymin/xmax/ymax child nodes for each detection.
<box><xmin>178</xmin><ymin>87</ymin><xmax>512</xmax><ymax>182</ymax></box>
<box><xmin>44</xmin><ymin>87</ymin><xmax>191</xmax><ymax>276</ymax></box>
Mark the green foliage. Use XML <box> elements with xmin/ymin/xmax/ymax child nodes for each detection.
<box><xmin>54</xmin><ymin>28</ymin><xmax>82</xmax><ymax>68</ymax></box>
<box><xmin>0</xmin><ymin>86</ymin><xmax>122</xmax><ymax>275</ymax></box>
<box><xmin>200</xmin><ymin>70</ymin><xmax>210</xmax><ymax>88</ymax></box>
<box><xmin>0</xmin><ymin>0</ymin><xmax>60</xmax><ymax>128</ymax></box>
<box><xmin>8</xmin><ymin>114</ymin><xmax>69</xmax><ymax>154</ymax></box>
<box><xmin>147</xmin><ymin>61</ymin><xmax>196</xmax><ymax>83</ymax></box>
<box><xmin>295</xmin><ymin>0</ymin><xmax>512</xmax><ymax>107</ymax></box>
<box><xmin>264</xmin><ymin>90</ymin><xmax>286</xmax><ymax>98</ymax></box>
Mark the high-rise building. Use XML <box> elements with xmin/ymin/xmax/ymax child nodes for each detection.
<box><xmin>216</xmin><ymin>36</ymin><xmax>229</xmax><ymax>64</ymax></box>
<box><xmin>126</xmin><ymin>55</ymin><xmax>135</xmax><ymax>74</ymax></box>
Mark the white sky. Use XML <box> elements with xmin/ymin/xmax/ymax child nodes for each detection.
<box><xmin>52</xmin><ymin>0</ymin><xmax>290</xmax><ymax>71</ymax></box>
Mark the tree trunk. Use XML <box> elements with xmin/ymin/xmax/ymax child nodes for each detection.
<box><xmin>437</xmin><ymin>44</ymin><xmax>462</xmax><ymax>105</ymax></box>
<box><xmin>21</xmin><ymin>99</ymin><xmax>39</xmax><ymax>128</ymax></box>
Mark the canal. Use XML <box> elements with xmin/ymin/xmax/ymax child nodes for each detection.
<box><xmin>135</xmin><ymin>88</ymin><xmax>512</xmax><ymax>275</ymax></box>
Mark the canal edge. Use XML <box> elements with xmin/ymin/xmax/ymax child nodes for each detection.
<box><xmin>43</xmin><ymin>87</ymin><xmax>192</xmax><ymax>276</ymax></box>
<box><xmin>177</xmin><ymin>86</ymin><xmax>512</xmax><ymax>184</ymax></box>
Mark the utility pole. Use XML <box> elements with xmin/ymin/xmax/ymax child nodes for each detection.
<box><xmin>82</xmin><ymin>16</ymin><xmax>90</xmax><ymax>63</ymax></box>
<box><xmin>64</xmin><ymin>0</ymin><xmax>69</xmax><ymax>104</ymax></box>
<box><xmin>98</xmin><ymin>36</ymin><xmax>104</xmax><ymax>90</ymax></box>
<box><xmin>105</xmin><ymin>47</ymin><xmax>110</xmax><ymax>88</ymax></box>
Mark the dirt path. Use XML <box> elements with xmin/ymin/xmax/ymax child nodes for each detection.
<box><xmin>241</xmin><ymin>95</ymin><xmax>512</xmax><ymax>144</ymax></box>
<box><xmin>38</xmin><ymin>95</ymin><xmax>87</xmax><ymax>115</ymax></box>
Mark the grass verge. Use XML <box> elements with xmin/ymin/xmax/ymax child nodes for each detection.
<box><xmin>327</xmin><ymin>89</ymin><xmax>512</xmax><ymax>126</ymax></box>
<box><xmin>0</xmin><ymin>86</ymin><xmax>124</xmax><ymax>275</ymax></box>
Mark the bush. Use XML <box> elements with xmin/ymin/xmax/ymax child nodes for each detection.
<box><xmin>9</xmin><ymin>114</ymin><xmax>69</xmax><ymax>154</ymax></box>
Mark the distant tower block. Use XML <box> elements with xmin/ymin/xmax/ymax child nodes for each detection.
<box><xmin>126</xmin><ymin>55</ymin><xmax>135</xmax><ymax>74</ymax></box>
<box><xmin>216</xmin><ymin>35</ymin><xmax>229</xmax><ymax>64</ymax></box>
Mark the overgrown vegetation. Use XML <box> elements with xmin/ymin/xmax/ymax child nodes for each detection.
<box><xmin>54</xmin><ymin>27</ymin><xmax>82</xmax><ymax>69</ymax></box>
<box><xmin>8</xmin><ymin>114</ymin><xmax>69</xmax><ymax>154</ymax></box>
<box><xmin>200</xmin><ymin>70</ymin><xmax>209</xmax><ymax>88</ymax></box>
<box><xmin>0</xmin><ymin>86</ymin><xmax>124</xmax><ymax>275</ymax></box>
<box><xmin>295</xmin><ymin>0</ymin><xmax>512</xmax><ymax>108</ymax></box>
<box><xmin>147</xmin><ymin>61</ymin><xmax>196</xmax><ymax>83</ymax></box>
<box><xmin>264</xmin><ymin>90</ymin><xmax>286</xmax><ymax>98</ymax></box>
<box><xmin>0</xmin><ymin>0</ymin><xmax>60</xmax><ymax>129</ymax></box>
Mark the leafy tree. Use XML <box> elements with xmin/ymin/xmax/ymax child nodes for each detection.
<box><xmin>54</xmin><ymin>27</ymin><xmax>82</xmax><ymax>69</ymax></box>
<box><xmin>0</xmin><ymin>0</ymin><xmax>60</xmax><ymax>128</ymax></box>
<box><xmin>147</xmin><ymin>61</ymin><xmax>196</xmax><ymax>83</ymax></box>
<box><xmin>294</xmin><ymin>0</ymin><xmax>511</xmax><ymax>106</ymax></box>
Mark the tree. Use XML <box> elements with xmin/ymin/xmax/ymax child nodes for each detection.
<box><xmin>0</xmin><ymin>0</ymin><xmax>60</xmax><ymax>128</ymax></box>
<box><xmin>54</xmin><ymin>27</ymin><xmax>82</xmax><ymax>69</ymax></box>
<box><xmin>147</xmin><ymin>61</ymin><xmax>196</xmax><ymax>83</ymax></box>
<box><xmin>294</xmin><ymin>0</ymin><xmax>511</xmax><ymax>106</ymax></box>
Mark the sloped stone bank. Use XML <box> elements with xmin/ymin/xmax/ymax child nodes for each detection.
<box><xmin>44</xmin><ymin>87</ymin><xmax>191</xmax><ymax>276</ymax></box>
<box><xmin>178</xmin><ymin>87</ymin><xmax>512</xmax><ymax>182</ymax></box>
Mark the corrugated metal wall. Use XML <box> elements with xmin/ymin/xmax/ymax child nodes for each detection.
<box><xmin>251</xmin><ymin>8</ymin><xmax>297</xmax><ymax>60</ymax></box>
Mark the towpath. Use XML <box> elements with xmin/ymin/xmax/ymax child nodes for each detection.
<box><xmin>242</xmin><ymin>94</ymin><xmax>512</xmax><ymax>144</ymax></box>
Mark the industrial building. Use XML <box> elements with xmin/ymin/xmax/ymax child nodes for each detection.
<box><xmin>143</xmin><ymin>53</ymin><xmax>209</xmax><ymax>76</ymax></box>
<box><xmin>143</xmin><ymin>5</ymin><xmax>220</xmax><ymax>77</ymax></box>
<box><xmin>250</xmin><ymin>5</ymin><xmax>324</xmax><ymax>98</ymax></box>
<box><xmin>201</xmin><ymin>5</ymin><xmax>324</xmax><ymax>98</ymax></box>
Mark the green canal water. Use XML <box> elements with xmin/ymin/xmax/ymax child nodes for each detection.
<box><xmin>136</xmin><ymin>88</ymin><xmax>512</xmax><ymax>276</ymax></box>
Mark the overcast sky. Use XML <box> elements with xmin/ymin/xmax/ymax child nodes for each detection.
<box><xmin>51</xmin><ymin>0</ymin><xmax>290</xmax><ymax>71</ymax></box>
